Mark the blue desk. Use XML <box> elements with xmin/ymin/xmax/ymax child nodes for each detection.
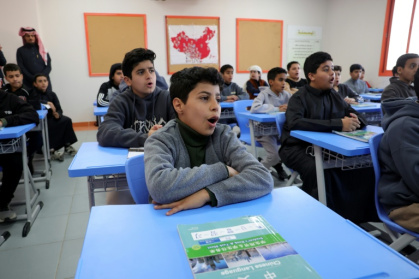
<box><xmin>368</xmin><ymin>88</ymin><xmax>383</xmax><ymax>93</ymax></box>
<box><xmin>75</xmin><ymin>187</ymin><xmax>419</xmax><ymax>279</ymax></box>
<box><xmin>0</xmin><ymin>123</ymin><xmax>42</xmax><ymax>237</ymax></box>
<box><xmin>68</xmin><ymin>142</ymin><xmax>128</xmax><ymax>208</ymax></box>
<box><xmin>352</xmin><ymin>103</ymin><xmax>382</xmax><ymax>125</ymax></box>
<box><xmin>360</xmin><ymin>93</ymin><xmax>381</xmax><ymax>102</ymax></box>
<box><xmin>237</xmin><ymin>112</ymin><xmax>284</xmax><ymax>155</ymax></box>
<box><xmin>291</xmin><ymin>125</ymin><xmax>383</xmax><ymax>205</ymax></box>
<box><xmin>93</xmin><ymin>106</ymin><xmax>108</xmax><ymax>125</ymax></box>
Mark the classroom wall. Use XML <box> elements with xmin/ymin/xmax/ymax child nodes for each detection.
<box><xmin>0</xmin><ymin>0</ymin><xmax>388</xmax><ymax>123</ymax></box>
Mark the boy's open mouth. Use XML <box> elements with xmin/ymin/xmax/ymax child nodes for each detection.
<box><xmin>208</xmin><ymin>116</ymin><xmax>219</xmax><ymax>124</ymax></box>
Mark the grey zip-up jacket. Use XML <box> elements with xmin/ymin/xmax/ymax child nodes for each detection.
<box><xmin>144</xmin><ymin>119</ymin><xmax>273</xmax><ymax>206</ymax></box>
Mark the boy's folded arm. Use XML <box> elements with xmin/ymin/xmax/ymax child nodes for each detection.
<box><xmin>205</xmin><ymin>130</ymin><xmax>273</xmax><ymax>207</ymax></box>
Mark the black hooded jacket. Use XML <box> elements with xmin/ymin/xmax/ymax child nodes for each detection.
<box><xmin>97</xmin><ymin>63</ymin><xmax>121</xmax><ymax>107</ymax></box>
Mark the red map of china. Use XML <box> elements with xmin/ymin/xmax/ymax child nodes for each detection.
<box><xmin>171</xmin><ymin>27</ymin><xmax>216</xmax><ymax>63</ymax></box>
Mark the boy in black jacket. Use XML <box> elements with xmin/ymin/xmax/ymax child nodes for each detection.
<box><xmin>96</xmin><ymin>63</ymin><xmax>123</xmax><ymax>107</ymax></box>
<box><xmin>97</xmin><ymin>48</ymin><xmax>175</xmax><ymax>148</ymax></box>
<box><xmin>279</xmin><ymin>51</ymin><xmax>377</xmax><ymax>224</ymax></box>
<box><xmin>0</xmin><ymin>90</ymin><xmax>39</xmax><ymax>222</ymax></box>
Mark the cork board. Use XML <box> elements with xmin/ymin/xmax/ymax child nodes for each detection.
<box><xmin>84</xmin><ymin>13</ymin><xmax>147</xmax><ymax>76</ymax></box>
<box><xmin>236</xmin><ymin>18</ymin><xmax>283</xmax><ymax>73</ymax></box>
<box><xmin>166</xmin><ymin>16</ymin><xmax>220</xmax><ymax>74</ymax></box>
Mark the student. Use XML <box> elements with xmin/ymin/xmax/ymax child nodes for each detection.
<box><xmin>32</xmin><ymin>74</ymin><xmax>78</xmax><ymax>160</ymax></box>
<box><xmin>3</xmin><ymin>63</ymin><xmax>42</xmax><ymax>172</ymax></box>
<box><xmin>284</xmin><ymin>61</ymin><xmax>307</xmax><ymax>94</ymax></box>
<box><xmin>0</xmin><ymin>89</ymin><xmax>39</xmax><ymax>222</ymax></box>
<box><xmin>250</xmin><ymin>67</ymin><xmax>291</xmax><ymax>180</ymax></box>
<box><xmin>378</xmin><ymin>97</ymin><xmax>419</xmax><ymax>232</ymax></box>
<box><xmin>245</xmin><ymin>65</ymin><xmax>268</xmax><ymax>100</ymax></box>
<box><xmin>381</xmin><ymin>53</ymin><xmax>419</xmax><ymax>102</ymax></box>
<box><xmin>0</xmin><ymin>44</ymin><xmax>6</xmax><ymax>87</ymax></box>
<box><xmin>343</xmin><ymin>64</ymin><xmax>369</xmax><ymax>94</ymax></box>
<box><xmin>17</xmin><ymin>27</ymin><xmax>52</xmax><ymax>91</ymax></box>
<box><xmin>360</xmin><ymin>67</ymin><xmax>372</xmax><ymax>88</ymax></box>
<box><xmin>332</xmin><ymin>65</ymin><xmax>360</xmax><ymax>104</ymax></box>
<box><xmin>219</xmin><ymin>64</ymin><xmax>249</xmax><ymax>102</ymax></box>
<box><xmin>279</xmin><ymin>51</ymin><xmax>377</xmax><ymax>223</ymax></box>
<box><xmin>144</xmin><ymin>67</ymin><xmax>273</xmax><ymax>216</ymax></box>
<box><xmin>415</xmin><ymin>67</ymin><xmax>419</xmax><ymax>96</ymax></box>
<box><xmin>2</xmin><ymin>64</ymin><xmax>40</xmax><ymax>109</ymax></box>
<box><xmin>97</xmin><ymin>48</ymin><xmax>175</xmax><ymax>148</ymax></box>
<box><xmin>97</xmin><ymin>63</ymin><xmax>123</xmax><ymax>107</ymax></box>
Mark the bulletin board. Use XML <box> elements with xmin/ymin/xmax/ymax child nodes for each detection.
<box><xmin>166</xmin><ymin>16</ymin><xmax>220</xmax><ymax>74</ymax></box>
<box><xmin>84</xmin><ymin>13</ymin><xmax>147</xmax><ymax>76</ymax></box>
<box><xmin>236</xmin><ymin>18</ymin><xmax>283</xmax><ymax>73</ymax></box>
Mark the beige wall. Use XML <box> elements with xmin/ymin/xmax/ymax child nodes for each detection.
<box><xmin>0</xmin><ymin>0</ymin><xmax>388</xmax><ymax>123</ymax></box>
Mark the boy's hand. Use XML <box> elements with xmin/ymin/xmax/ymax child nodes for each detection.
<box><xmin>48</xmin><ymin>101</ymin><xmax>56</xmax><ymax>112</ymax></box>
<box><xmin>226</xmin><ymin>95</ymin><xmax>238</xmax><ymax>102</ymax></box>
<box><xmin>148</xmin><ymin>125</ymin><xmax>163</xmax><ymax>137</ymax></box>
<box><xmin>344</xmin><ymin>97</ymin><xmax>357</xmax><ymax>104</ymax></box>
<box><xmin>279</xmin><ymin>104</ymin><xmax>287</xmax><ymax>112</ymax></box>
<box><xmin>227</xmin><ymin>166</ymin><xmax>239</xmax><ymax>177</ymax></box>
<box><xmin>153</xmin><ymin>189</ymin><xmax>210</xmax><ymax>216</ymax></box>
<box><xmin>341</xmin><ymin>113</ymin><xmax>361</xmax><ymax>132</ymax></box>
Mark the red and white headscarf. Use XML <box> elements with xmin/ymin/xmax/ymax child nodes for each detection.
<box><xmin>18</xmin><ymin>27</ymin><xmax>48</xmax><ymax>65</ymax></box>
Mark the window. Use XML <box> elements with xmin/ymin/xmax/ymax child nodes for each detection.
<box><xmin>380</xmin><ymin>0</ymin><xmax>418</xmax><ymax>76</ymax></box>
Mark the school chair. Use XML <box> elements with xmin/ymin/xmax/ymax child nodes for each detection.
<box><xmin>369</xmin><ymin>133</ymin><xmax>419</xmax><ymax>251</ymax></box>
<box><xmin>233</xmin><ymin>100</ymin><xmax>263</xmax><ymax>154</ymax></box>
<box><xmin>274</xmin><ymin>113</ymin><xmax>300</xmax><ymax>186</ymax></box>
<box><xmin>125</xmin><ymin>153</ymin><xmax>149</xmax><ymax>204</ymax></box>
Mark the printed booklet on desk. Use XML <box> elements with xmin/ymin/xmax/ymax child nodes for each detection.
<box><xmin>177</xmin><ymin>215</ymin><xmax>321</xmax><ymax>279</ymax></box>
<box><xmin>333</xmin><ymin>130</ymin><xmax>377</xmax><ymax>143</ymax></box>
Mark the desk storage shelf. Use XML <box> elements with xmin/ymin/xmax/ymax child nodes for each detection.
<box><xmin>252</xmin><ymin>122</ymin><xmax>278</xmax><ymax>137</ymax></box>
<box><xmin>307</xmin><ymin>146</ymin><xmax>372</xmax><ymax>170</ymax></box>
<box><xmin>220</xmin><ymin>108</ymin><xmax>235</xmax><ymax>119</ymax></box>
<box><xmin>0</xmin><ymin>138</ymin><xmax>21</xmax><ymax>154</ymax></box>
<box><xmin>87</xmin><ymin>174</ymin><xmax>129</xmax><ymax>207</ymax></box>
<box><xmin>361</xmin><ymin>112</ymin><xmax>382</xmax><ymax>125</ymax></box>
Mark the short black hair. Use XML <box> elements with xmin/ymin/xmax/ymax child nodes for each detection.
<box><xmin>392</xmin><ymin>65</ymin><xmax>398</xmax><ymax>77</ymax></box>
<box><xmin>334</xmin><ymin>65</ymin><xmax>342</xmax><ymax>72</ymax></box>
<box><xmin>170</xmin><ymin>67</ymin><xmax>223</xmax><ymax>105</ymax></box>
<box><xmin>303</xmin><ymin>52</ymin><xmax>333</xmax><ymax>84</ymax></box>
<box><xmin>3</xmin><ymin>63</ymin><xmax>21</xmax><ymax>75</ymax></box>
<box><xmin>33</xmin><ymin>73</ymin><xmax>48</xmax><ymax>83</ymax></box>
<box><xmin>287</xmin><ymin>61</ymin><xmax>299</xmax><ymax>71</ymax></box>
<box><xmin>396</xmin><ymin>53</ymin><xmax>419</xmax><ymax>68</ymax></box>
<box><xmin>122</xmin><ymin>48</ymin><xmax>156</xmax><ymax>79</ymax></box>
<box><xmin>267</xmin><ymin>67</ymin><xmax>287</xmax><ymax>82</ymax></box>
<box><xmin>349</xmin><ymin>64</ymin><xmax>363</xmax><ymax>73</ymax></box>
<box><xmin>220</xmin><ymin>64</ymin><xmax>233</xmax><ymax>74</ymax></box>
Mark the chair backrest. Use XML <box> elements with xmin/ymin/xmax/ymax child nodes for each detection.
<box><xmin>233</xmin><ymin>100</ymin><xmax>254</xmax><ymax>143</ymax></box>
<box><xmin>125</xmin><ymin>154</ymin><xmax>149</xmax><ymax>204</ymax></box>
<box><xmin>274</xmin><ymin>113</ymin><xmax>286</xmax><ymax>138</ymax></box>
<box><xmin>369</xmin><ymin>133</ymin><xmax>418</xmax><ymax>236</ymax></box>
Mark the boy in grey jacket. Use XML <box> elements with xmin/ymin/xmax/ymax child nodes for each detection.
<box><xmin>250</xmin><ymin>67</ymin><xmax>291</xmax><ymax>180</ymax></box>
<box><xmin>144</xmin><ymin>67</ymin><xmax>273</xmax><ymax>216</ymax></box>
<box><xmin>97</xmin><ymin>48</ymin><xmax>175</xmax><ymax>148</ymax></box>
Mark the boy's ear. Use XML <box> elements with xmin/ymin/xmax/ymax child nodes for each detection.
<box><xmin>124</xmin><ymin>76</ymin><xmax>132</xmax><ymax>86</ymax></box>
<box><xmin>172</xmin><ymin>97</ymin><xmax>184</xmax><ymax>115</ymax></box>
<box><xmin>268</xmin><ymin>79</ymin><xmax>274</xmax><ymax>86</ymax></box>
<box><xmin>308</xmin><ymin>72</ymin><xmax>315</xmax><ymax>82</ymax></box>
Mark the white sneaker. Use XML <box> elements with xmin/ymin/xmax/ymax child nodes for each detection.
<box><xmin>0</xmin><ymin>206</ymin><xmax>17</xmax><ymax>222</ymax></box>
<box><xmin>51</xmin><ymin>150</ymin><xmax>64</xmax><ymax>162</ymax></box>
<box><xmin>65</xmin><ymin>146</ymin><xmax>77</xmax><ymax>156</ymax></box>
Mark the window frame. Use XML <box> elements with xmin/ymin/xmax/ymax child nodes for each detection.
<box><xmin>379</xmin><ymin>0</ymin><xmax>418</xmax><ymax>76</ymax></box>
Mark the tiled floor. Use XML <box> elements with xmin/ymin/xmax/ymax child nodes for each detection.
<box><xmin>0</xmin><ymin>128</ymin><xmax>290</xmax><ymax>279</ymax></box>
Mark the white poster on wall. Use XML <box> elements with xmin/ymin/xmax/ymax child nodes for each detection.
<box><xmin>287</xmin><ymin>25</ymin><xmax>322</xmax><ymax>71</ymax></box>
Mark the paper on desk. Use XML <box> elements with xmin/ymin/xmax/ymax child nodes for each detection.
<box><xmin>127</xmin><ymin>151</ymin><xmax>144</xmax><ymax>159</ymax></box>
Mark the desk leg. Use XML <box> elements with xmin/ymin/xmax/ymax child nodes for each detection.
<box><xmin>88</xmin><ymin>176</ymin><xmax>95</xmax><ymax>210</ymax></box>
<box><xmin>40</xmin><ymin>118</ymin><xmax>51</xmax><ymax>188</ymax></box>
<box><xmin>313</xmin><ymin>145</ymin><xmax>327</xmax><ymax>205</ymax></box>
<box><xmin>249</xmin><ymin>120</ymin><xmax>256</xmax><ymax>157</ymax></box>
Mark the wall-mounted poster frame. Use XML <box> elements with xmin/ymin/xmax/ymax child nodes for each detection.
<box><xmin>84</xmin><ymin>13</ymin><xmax>147</xmax><ymax>76</ymax></box>
<box><xmin>236</xmin><ymin>18</ymin><xmax>283</xmax><ymax>73</ymax></box>
<box><xmin>165</xmin><ymin>16</ymin><xmax>220</xmax><ymax>74</ymax></box>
